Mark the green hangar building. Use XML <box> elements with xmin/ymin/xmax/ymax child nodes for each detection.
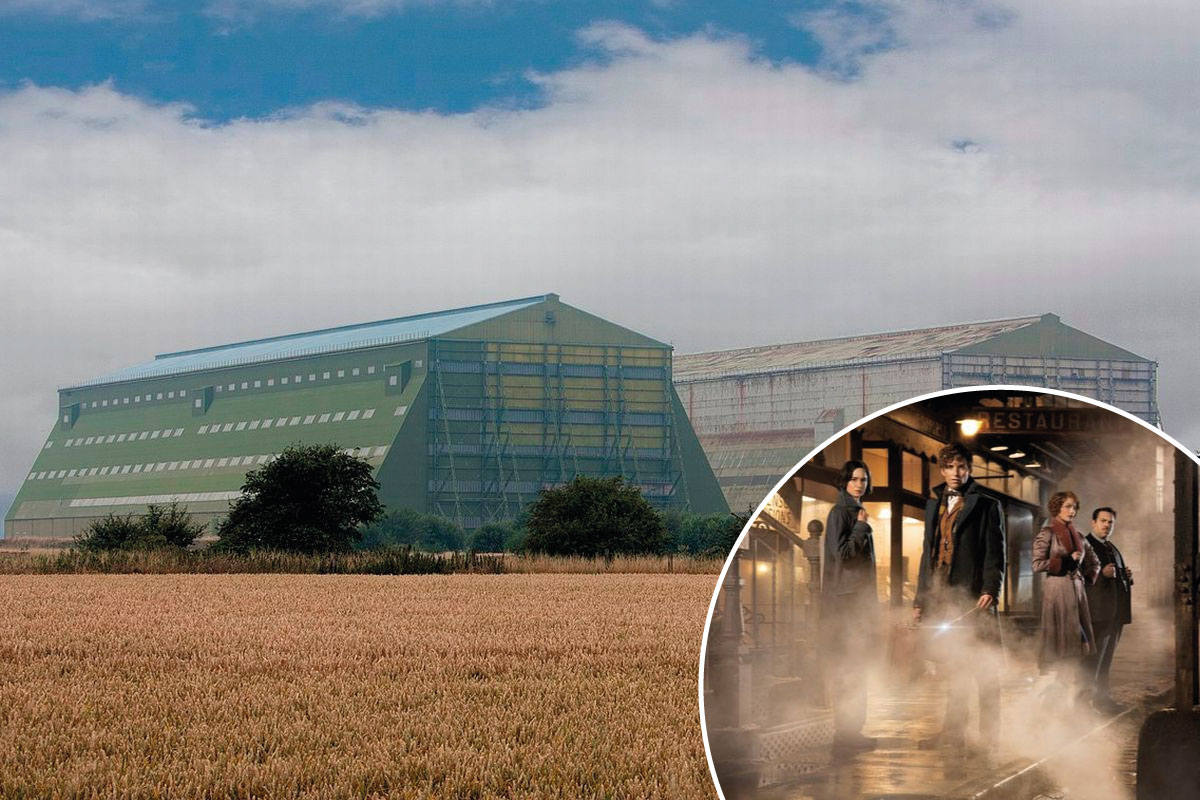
<box><xmin>5</xmin><ymin>295</ymin><xmax>727</xmax><ymax>541</ymax></box>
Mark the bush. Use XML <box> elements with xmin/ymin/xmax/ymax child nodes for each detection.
<box><xmin>359</xmin><ymin>508</ymin><xmax>465</xmax><ymax>552</ymax></box>
<box><xmin>662</xmin><ymin>510</ymin><xmax>743</xmax><ymax>558</ymax></box>
<box><xmin>215</xmin><ymin>444</ymin><xmax>383</xmax><ymax>554</ymax></box>
<box><xmin>523</xmin><ymin>476</ymin><xmax>669</xmax><ymax>558</ymax></box>
<box><xmin>74</xmin><ymin>502</ymin><xmax>205</xmax><ymax>552</ymax></box>
<box><xmin>468</xmin><ymin>523</ymin><xmax>512</xmax><ymax>553</ymax></box>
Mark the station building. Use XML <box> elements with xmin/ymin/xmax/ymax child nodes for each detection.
<box><xmin>5</xmin><ymin>295</ymin><xmax>727</xmax><ymax>540</ymax></box>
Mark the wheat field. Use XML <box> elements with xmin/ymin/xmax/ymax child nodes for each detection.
<box><xmin>0</xmin><ymin>574</ymin><xmax>717</xmax><ymax>799</ymax></box>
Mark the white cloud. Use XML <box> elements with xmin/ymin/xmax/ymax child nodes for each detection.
<box><xmin>0</xmin><ymin>0</ymin><xmax>148</xmax><ymax>18</ymax></box>
<box><xmin>1</xmin><ymin>1</ymin><xmax>1199</xmax><ymax>500</ymax></box>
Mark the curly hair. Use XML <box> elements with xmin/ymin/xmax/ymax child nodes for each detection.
<box><xmin>1048</xmin><ymin>490</ymin><xmax>1081</xmax><ymax>517</ymax></box>
<box><xmin>937</xmin><ymin>442</ymin><xmax>972</xmax><ymax>468</ymax></box>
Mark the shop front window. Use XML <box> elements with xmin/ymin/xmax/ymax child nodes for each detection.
<box><xmin>863</xmin><ymin>448</ymin><xmax>888</xmax><ymax>488</ymax></box>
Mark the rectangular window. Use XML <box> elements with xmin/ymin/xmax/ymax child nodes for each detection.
<box><xmin>332</xmin><ymin>412</ymin><xmax>345</xmax><ymax>422</ymax></box>
<box><xmin>227</xmin><ymin>384</ymin><xmax>235</xmax><ymax>392</ymax></box>
<box><xmin>120</xmin><ymin>465</ymin><xmax>131</xmax><ymax>474</ymax></box>
<box><xmin>294</xmin><ymin>376</ymin><xmax>302</xmax><ymax>384</ymax></box>
<box><xmin>217</xmin><ymin>458</ymin><xmax>229</xmax><ymax>467</ymax></box>
<box><xmin>216</xmin><ymin>385</ymin><xmax>223</xmax><ymax>392</ymax></box>
<box><xmin>248</xmin><ymin>420</ymin><xmax>260</xmax><ymax>430</ymax></box>
<box><xmin>261</xmin><ymin>419</ymin><xmax>272</xmax><ymax>429</ymax></box>
<box><xmin>222</xmin><ymin>423</ymin><xmax>234</xmax><ymax>432</ymax></box>
<box><xmin>132</xmin><ymin>465</ymin><xmax>143</xmax><ymax>473</ymax></box>
<box><xmin>414</xmin><ymin>360</ymin><xmax>422</xmax><ymax>368</ymax></box>
<box><xmin>116</xmin><ymin>434</ymin><xmax>126</xmax><ymax>443</ymax></box>
<box><xmin>235</xmin><ymin>422</ymin><xmax>247</xmax><ymax>431</ymax></box>
<box><xmin>99</xmin><ymin>467</ymin><xmax>110</xmax><ymax>476</ymax></box>
<box><xmin>45</xmin><ymin>441</ymin><xmax>54</xmax><ymax>449</ymax></box>
<box><xmin>276</xmin><ymin>417</ymin><xmax>289</xmax><ymax>427</ymax></box>
<box><xmin>337</xmin><ymin>370</ymin><xmax>345</xmax><ymax>378</ymax></box>
<box><xmin>203</xmin><ymin>459</ymin><xmax>215</xmax><ymax>468</ymax></box>
<box><xmin>138</xmin><ymin>432</ymin><xmax>148</xmax><ymax>440</ymax></box>
<box><xmin>367</xmin><ymin>366</ymin><xmax>375</xmax><ymax>374</ymax></box>
<box><xmin>173</xmin><ymin>428</ymin><xmax>184</xmax><ymax>437</ymax></box>
<box><xmin>123</xmin><ymin>398</ymin><xmax>130</xmax><ymax>404</ymax></box>
<box><xmin>105</xmin><ymin>435</ymin><xmax>116</xmax><ymax>443</ymax></box>
<box><xmin>85</xmin><ymin>436</ymin><xmax>95</xmax><ymax>444</ymax></box>
<box><xmin>150</xmin><ymin>431</ymin><xmax>159</xmax><ymax>439</ymax></box>
<box><xmin>395</xmin><ymin>406</ymin><xmax>407</xmax><ymax>416</ymax></box>
<box><xmin>167</xmin><ymin>391</ymin><xmax>175</xmax><ymax>399</ymax></box>
<box><xmin>134</xmin><ymin>396</ymin><xmax>140</xmax><ymax>403</ymax></box>
<box><xmin>198</xmin><ymin>425</ymin><xmax>208</xmax><ymax>434</ymax></box>
<box><xmin>289</xmin><ymin>416</ymin><xmax>301</xmax><ymax>426</ymax></box>
<box><xmin>388</xmin><ymin>375</ymin><xmax>398</xmax><ymax>386</ymax></box>
<box><xmin>362</xmin><ymin>409</ymin><xmax>375</xmax><ymax>419</ymax></box>
<box><xmin>319</xmin><ymin>413</ymin><xmax>331</xmax><ymax>423</ymax></box>
<box><xmin>254</xmin><ymin>380</ymin><xmax>261</xmax><ymax>388</ymax></box>
<box><xmin>145</xmin><ymin>394</ymin><xmax>151</xmax><ymax>401</ymax></box>
<box><xmin>346</xmin><ymin>410</ymin><xmax>360</xmax><ymax>421</ymax></box>
<box><xmin>241</xmin><ymin>382</ymin><xmax>248</xmax><ymax>390</ymax></box>
<box><xmin>194</xmin><ymin>398</ymin><xmax>203</xmax><ymax>409</ymax></box>
<box><xmin>268</xmin><ymin>378</ymin><xmax>275</xmax><ymax>386</ymax></box>
<box><xmin>352</xmin><ymin>368</ymin><xmax>360</xmax><ymax>376</ymax></box>
<box><xmin>303</xmin><ymin>415</ymin><xmax>315</xmax><ymax>424</ymax></box>
<box><xmin>180</xmin><ymin>390</ymin><xmax>187</xmax><ymax>397</ymax></box>
<box><xmin>322</xmin><ymin>372</ymin><xmax>330</xmax><ymax>380</ymax></box>
<box><xmin>281</xmin><ymin>377</ymin><xmax>288</xmax><ymax>384</ymax></box>
<box><xmin>67</xmin><ymin>469</ymin><xmax>77</xmax><ymax>477</ymax></box>
<box><xmin>156</xmin><ymin>393</ymin><xmax>163</xmax><ymax>400</ymax></box>
<box><xmin>64</xmin><ymin>438</ymin><xmax>73</xmax><ymax>446</ymax></box>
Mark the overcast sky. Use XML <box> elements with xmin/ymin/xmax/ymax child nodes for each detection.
<box><xmin>1</xmin><ymin>0</ymin><xmax>1198</xmax><ymax>516</ymax></box>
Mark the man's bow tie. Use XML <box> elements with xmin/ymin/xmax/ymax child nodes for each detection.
<box><xmin>945</xmin><ymin>490</ymin><xmax>961</xmax><ymax>498</ymax></box>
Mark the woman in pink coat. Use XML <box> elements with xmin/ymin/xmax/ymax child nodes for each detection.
<box><xmin>1032</xmin><ymin>490</ymin><xmax>1100</xmax><ymax>702</ymax></box>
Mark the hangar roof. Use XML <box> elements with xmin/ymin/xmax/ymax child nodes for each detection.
<box><xmin>673</xmin><ymin>313</ymin><xmax>1150</xmax><ymax>382</ymax></box>
<box><xmin>73</xmin><ymin>295</ymin><xmax>551</xmax><ymax>388</ymax></box>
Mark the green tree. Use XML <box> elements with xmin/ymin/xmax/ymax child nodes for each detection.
<box><xmin>359</xmin><ymin>508</ymin><xmax>465</xmax><ymax>552</ymax></box>
<box><xmin>664</xmin><ymin>511</ymin><xmax>744</xmax><ymax>558</ymax></box>
<box><xmin>75</xmin><ymin>502</ymin><xmax>205</xmax><ymax>552</ymax></box>
<box><xmin>468</xmin><ymin>522</ymin><xmax>512</xmax><ymax>553</ymax></box>
<box><xmin>215</xmin><ymin>444</ymin><xmax>383</xmax><ymax>554</ymax></box>
<box><xmin>523</xmin><ymin>475</ymin><xmax>669</xmax><ymax>557</ymax></box>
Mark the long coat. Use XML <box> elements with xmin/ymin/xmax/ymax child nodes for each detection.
<box><xmin>914</xmin><ymin>479</ymin><xmax>1006</xmax><ymax>611</ymax></box>
<box><xmin>1033</xmin><ymin>518</ymin><xmax>1100</xmax><ymax>663</ymax></box>
<box><xmin>1085</xmin><ymin>533</ymin><xmax>1132</xmax><ymax>627</ymax></box>
<box><xmin>821</xmin><ymin>490</ymin><xmax>877</xmax><ymax>657</ymax></box>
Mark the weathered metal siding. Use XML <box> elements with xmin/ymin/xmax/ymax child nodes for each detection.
<box><xmin>944</xmin><ymin>353</ymin><xmax>1159</xmax><ymax>424</ymax></box>
<box><xmin>676</xmin><ymin>358</ymin><xmax>943</xmax><ymax>509</ymax></box>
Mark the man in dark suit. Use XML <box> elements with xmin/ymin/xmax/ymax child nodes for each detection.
<box><xmin>914</xmin><ymin>442</ymin><xmax>1006</xmax><ymax>753</ymax></box>
<box><xmin>1085</xmin><ymin>506</ymin><xmax>1133</xmax><ymax>713</ymax></box>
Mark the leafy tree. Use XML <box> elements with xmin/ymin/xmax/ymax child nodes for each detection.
<box><xmin>468</xmin><ymin>523</ymin><xmax>512</xmax><ymax>553</ymax></box>
<box><xmin>523</xmin><ymin>475</ymin><xmax>669</xmax><ymax>557</ymax></box>
<box><xmin>75</xmin><ymin>502</ymin><xmax>205</xmax><ymax>552</ymax></box>
<box><xmin>663</xmin><ymin>510</ymin><xmax>744</xmax><ymax>558</ymax></box>
<box><xmin>215</xmin><ymin>444</ymin><xmax>383</xmax><ymax>554</ymax></box>
<box><xmin>359</xmin><ymin>508</ymin><xmax>465</xmax><ymax>552</ymax></box>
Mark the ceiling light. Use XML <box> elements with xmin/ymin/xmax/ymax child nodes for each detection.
<box><xmin>957</xmin><ymin>419</ymin><xmax>983</xmax><ymax>436</ymax></box>
<box><xmin>990</xmin><ymin>445</ymin><xmax>1008</xmax><ymax>452</ymax></box>
<box><xmin>1010</xmin><ymin>450</ymin><xmax>1026</xmax><ymax>459</ymax></box>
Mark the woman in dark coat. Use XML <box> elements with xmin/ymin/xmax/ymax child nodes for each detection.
<box><xmin>821</xmin><ymin>459</ymin><xmax>878</xmax><ymax>752</ymax></box>
<box><xmin>1032</xmin><ymin>490</ymin><xmax>1100</xmax><ymax>699</ymax></box>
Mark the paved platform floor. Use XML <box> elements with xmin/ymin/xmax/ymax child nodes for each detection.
<box><xmin>738</xmin><ymin>611</ymin><xmax>1172</xmax><ymax>800</ymax></box>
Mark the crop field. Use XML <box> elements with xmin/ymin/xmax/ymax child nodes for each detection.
<box><xmin>0</xmin><ymin>574</ymin><xmax>718</xmax><ymax>799</ymax></box>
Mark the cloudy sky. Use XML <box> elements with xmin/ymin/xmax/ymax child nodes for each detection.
<box><xmin>1</xmin><ymin>0</ymin><xmax>1198</xmax><ymax>517</ymax></box>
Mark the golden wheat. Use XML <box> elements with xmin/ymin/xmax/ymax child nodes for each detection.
<box><xmin>0</xmin><ymin>574</ymin><xmax>716</xmax><ymax>799</ymax></box>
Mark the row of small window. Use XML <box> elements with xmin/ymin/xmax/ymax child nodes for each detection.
<box><xmin>59</xmin><ymin>429</ymin><xmax>186</xmax><ymax>448</ymax></box>
<box><xmin>75</xmin><ymin>361</ymin><xmax>410</xmax><ymax>413</ymax></box>
<box><xmin>75</xmin><ymin>389</ymin><xmax>190</xmax><ymax>413</ymax></box>
<box><xmin>27</xmin><ymin>446</ymin><xmax>388</xmax><ymax>481</ymax></box>
<box><xmin>70</xmin><ymin>491</ymin><xmax>244</xmax><ymax>508</ymax></box>
<box><xmin>210</xmin><ymin>365</ymin><xmax>382</xmax><ymax>396</ymax></box>
<box><xmin>198</xmin><ymin>408</ymin><xmax>377</xmax><ymax>434</ymax></box>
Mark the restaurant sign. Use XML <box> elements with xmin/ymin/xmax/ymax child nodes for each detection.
<box><xmin>968</xmin><ymin>407</ymin><xmax>1128</xmax><ymax>436</ymax></box>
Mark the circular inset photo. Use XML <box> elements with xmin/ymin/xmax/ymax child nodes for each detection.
<box><xmin>699</xmin><ymin>386</ymin><xmax>1199</xmax><ymax>800</ymax></box>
